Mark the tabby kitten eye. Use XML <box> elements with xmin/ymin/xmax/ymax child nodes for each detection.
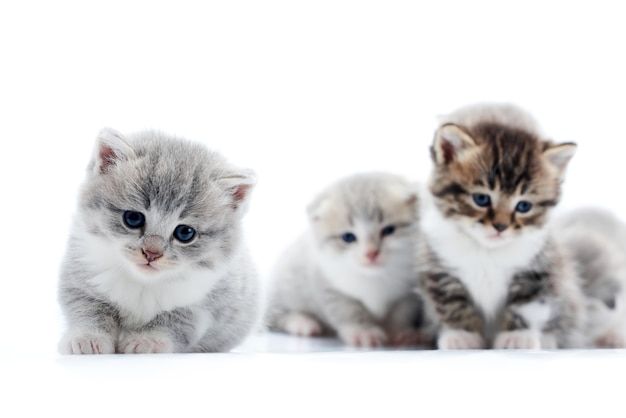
<box><xmin>472</xmin><ymin>193</ymin><xmax>491</xmax><ymax>207</ymax></box>
<box><xmin>123</xmin><ymin>211</ymin><xmax>145</xmax><ymax>228</ymax></box>
<box><xmin>515</xmin><ymin>201</ymin><xmax>533</xmax><ymax>213</ymax></box>
<box><xmin>341</xmin><ymin>232</ymin><xmax>357</xmax><ymax>243</ymax></box>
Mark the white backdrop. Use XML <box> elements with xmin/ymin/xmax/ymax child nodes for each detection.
<box><xmin>1</xmin><ymin>0</ymin><xmax>625</xmax><ymax>368</ymax></box>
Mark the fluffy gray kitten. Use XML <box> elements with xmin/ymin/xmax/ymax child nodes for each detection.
<box><xmin>266</xmin><ymin>172</ymin><xmax>432</xmax><ymax>347</ymax></box>
<box><xmin>58</xmin><ymin>128</ymin><xmax>260</xmax><ymax>354</ymax></box>
<box><xmin>552</xmin><ymin>207</ymin><xmax>626</xmax><ymax>348</ymax></box>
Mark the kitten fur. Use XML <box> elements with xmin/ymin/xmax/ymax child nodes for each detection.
<box><xmin>58</xmin><ymin>128</ymin><xmax>260</xmax><ymax>354</ymax></box>
<box><xmin>266</xmin><ymin>172</ymin><xmax>432</xmax><ymax>347</ymax></box>
<box><xmin>552</xmin><ymin>207</ymin><xmax>626</xmax><ymax>348</ymax></box>
<box><xmin>417</xmin><ymin>103</ymin><xmax>587</xmax><ymax>349</ymax></box>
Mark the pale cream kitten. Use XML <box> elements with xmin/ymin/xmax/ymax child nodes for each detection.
<box><xmin>266</xmin><ymin>172</ymin><xmax>432</xmax><ymax>347</ymax></box>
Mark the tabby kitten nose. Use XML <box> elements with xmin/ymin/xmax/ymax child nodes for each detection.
<box><xmin>493</xmin><ymin>223</ymin><xmax>509</xmax><ymax>232</ymax></box>
<box><xmin>142</xmin><ymin>248</ymin><xmax>163</xmax><ymax>262</ymax></box>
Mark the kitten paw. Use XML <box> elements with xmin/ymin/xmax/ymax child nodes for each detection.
<box><xmin>59</xmin><ymin>331</ymin><xmax>115</xmax><ymax>355</ymax></box>
<box><xmin>118</xmin><ymin>333</ymin><xmax>175</xmax><ymax>354</ymax></box>
<box><xmin>339</xmin><ymin>325</ymin><xmax>387</xmax><ymax>347</ymax></box>
<box><xmin>437</xmin><ymin>329</ymin><xmax>484</xmax><ymax>350</ymax></box>
<box><xmin>283</xmin><ymin>312</ymin><xmax>323</xmax><ymax>337</ymax></box>
<box><xmin>494</xmin><ymin>330</ymin><xmax>541</xmax><ymax>349</ymax></box>
<box><xmin>595</xmin><ymin>331</ymin><xmax>626</xmax><ymax>348</ymax></box>
<box><xmin>388</xmin><ymin>329</ymin><xmax>434</xmax><ymax>348</ymax></box>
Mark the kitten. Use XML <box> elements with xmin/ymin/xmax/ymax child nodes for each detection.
<box><xmin>417</xmin><ymin>103</ymin><xmax>586</xmax><ymax>349</ymax></box>
<box><xmin>266</xmin><ymin>172</ymin><xmax>432</xmax><ymax>347</ymax></box>
<box><xmin>58</xmin><ymin>128</ymin><xmax>260</xmax><ymax>354</ymax></box>
<box><xmin>552</xmin><ymin>207</ymin><xmax>626</xmax><ymax>348</ymax></box>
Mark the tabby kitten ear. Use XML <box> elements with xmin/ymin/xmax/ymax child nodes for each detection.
<box><xmin>431</xmin><ymin>123</ymin><xmax>477</xmax><ymax>165</ymax></box>
<box><xmin>542</xmin><ymin>142</ymin><xmax>577</xmax><ymax>177</ymax></box>
<box><xmin>219</xmin><ymin>168</ymin><xmax>256</xmax><ymax>213</ymax></box>
<box><xmin>92</xmin><ymin>127</ymin><xmax>135</xmax><ymax>174</ymax></box>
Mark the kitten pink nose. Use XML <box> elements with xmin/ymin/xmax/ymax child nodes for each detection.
<box><xmin>366</xmin><ymin>250</ymin><xmax>380</xmax><ymax>262</ymax></box>
<box><xmin>142</xmin><ymin>248</ymin><xmax>163</xmax><ymax>262</ymax></box>
<box><xmin>493</xmin><ymin>223</ymin><xmax>509</xmax><ymax>233</ymax></box>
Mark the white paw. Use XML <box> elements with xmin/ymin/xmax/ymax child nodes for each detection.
<box><xmin>59</xmin><ymin>331</ymin><xmax>115</xmax><ymax>355</ymax></box>
<box><xmin>283</xmin><ymin>312</ymin><xmax>323</xmax><ymax>337</ymax></box>
<box><xmin>437</xmin><ymin>329</ymin><xmax>485</xmax><ymax>350</ymax></box>
<box><xmin>494</xmin><ymin>330</ymin><xmax>541</xmax><ymax>349</ymax></box>
<box><xmin>596</xmin><ymin>331</ymin><xmax>626</xmax><ymax>348</ymax></box>
<box><xmin>339</xmin><ymin>325</ymin><xmax>387</xmax><ymax>347</ymax></box>
<box><xmin>118</xmin><ymin>333</ymin><xmax>175</xmax><ymax>354</ymax></box>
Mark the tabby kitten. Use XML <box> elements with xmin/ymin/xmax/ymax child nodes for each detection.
<box><xmin>417</xmin><ymin>103</ymin><xmax>586</xmax><ymax>349</ymax></box>
<box><xmin>266</xmin><ymin>172</ymin><xmax>431</xmax><ymax>347</ymax></box>
<box><xmin>58</xmin><ymin>128</ymin><xmax>260</xmax><ymax>354</ymax></box>
<box><xmin>553</xmin><ymin>207</ymin><xmax>626</xmax><ymax>348</ymax></box>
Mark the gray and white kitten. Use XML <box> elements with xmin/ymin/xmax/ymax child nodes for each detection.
<box><xmin>58</xmin><ymin>128</ymin><xmax>260</xmax><ymax>354</ymax></box>
<box><xmin>552</xmin><ymin>207</ymin><xmax>626</xmax><ymax>348</ymax></box>
<box><xmin>417</xmin><ymin>103</ymin><xmax>587</xmax><ymax>349</ymax></box>
<box><xmin>266</xmin><ymin>172</ymin><xmax>432</xmax><ymax>347</ymax></box>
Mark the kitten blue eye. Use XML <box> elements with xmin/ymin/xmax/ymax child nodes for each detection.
<box><xmin>123</xmin><ymin>211</ymin><xmax>145</xmax><ymax>229</ymax></box>
<box><xmin>472</xmin><ymin>193</ymin><xmax>491</xmax><ymax>207</ymax></box>
<box><xmin>174</xmin><ymin>225</ymin><xmax>196</xmax><ymax>243</ymax></box>
<box><xmin>515</xmin><ymin>201</ymin><xmax>533</xmax><ymax>213</ymax></box>
<box><xmin>341</xmin><ymin>232</ymin><xmax>357</xmax><ymax>243</ymax></box>
<box><xmin>381</xmin><ymin>225</ymin><xmax>396</xmax><ymax>237</ymax></box>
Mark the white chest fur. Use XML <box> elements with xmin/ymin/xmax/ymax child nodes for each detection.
<box><xmin>319</xmin><ymin>261</ymin><xmax>412</xmax><ymax>320</ymax></box>
<box><xmin>421</xmin><ymin>206</ymin><xmax>547</xmax><ymax>320</ymax></box>
<box><xmin>89</xmin><ymin>266</ymin><xmax>221</xmax><ymax>327</ymax></box>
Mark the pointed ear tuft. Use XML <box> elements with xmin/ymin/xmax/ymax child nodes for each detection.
<box><xmin>220</xmin><ymin>169</ymin><xmax>256</xmax><ymax>213</ymax></box>
<box><xmin>432</xmin><ymin>124</ymin><xmax>477</xmax><ymax>165</ymax></box>
<box><xmin>543</xmin><ymin>142</ymin><xmax>576</xmax><ymax>176</ymax></box>
<box><xmin>93</xmin><ymin>128</ymin><xmax>134</xmax><ymax>174</ymax></box>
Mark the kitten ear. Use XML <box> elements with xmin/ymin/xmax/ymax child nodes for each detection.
<box><xmin>306</xmin><ymin>196</ymin><xmax>330</xmax><ymax>222</ymax></box>
<box><xmin>219</xmin><ymin>168</ymin><xmax>256</xmax><ymax>213</ymax></box>
<box><xmin>93</xmin><ymin>128</ymin><xmax>135</xmax><ymax>174</ymax></box>
<box><xmin>431</xmin><ymin>123</ymin><xmax>477</xmax><ymax>165</ymax></box>
<box><xmin>542</xmin><ymin>142</ymin><xmax>577</xmax><ymax>177</ymax></box>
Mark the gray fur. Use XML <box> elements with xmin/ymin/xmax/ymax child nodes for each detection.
<box><xmin>58</xmin><ymin>128</ymin><xmax>260</xmax><ymax>354</ymax></box>
<box><xmin>552</xmin><ymin>207</ymin><xmax>626</xmax><ymax>347</ymax></box>
<box><xmin>266</xmin><ymin>172</ymin><xmax>433</xmax><ymax>347</ymax></box>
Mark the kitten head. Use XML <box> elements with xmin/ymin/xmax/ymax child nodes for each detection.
<box><xmin>428</xmin><ymin>115</ymin><xmax>575</xmax><ymax>248</ymax></box>
<box><xmin>307</xmin><ymin>172</ymin><xmax>418</xmax><ymax>275</ymax></box>
<box><xmin>78</xmin><ymin>127</ymin><xmax>255</xmax><ymax>280</ymax></box>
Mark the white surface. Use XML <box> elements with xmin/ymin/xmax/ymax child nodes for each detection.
<box><xmin>4</xmin><ymin>333</ymin><xmax>626</xmax><ymax>417</ymax></box>
<box><xmin>2</xmin><ymin>1</ymin><xmax>626</xmax><ymax>416</ymax></box>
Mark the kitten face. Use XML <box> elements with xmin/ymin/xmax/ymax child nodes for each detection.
<box><xmin>429</xmin><ymin>122</ymin><xmax>575</xmax><ymax>248</ymax></box>
<box><xmin>308</xmin><ymin>173</ymin><xmax>418</xmax><ymax>274</ymax></box>
<box><xmin>79</xmin><ymin>128</ymin><xmax>255</xmax><ymax>281</ymax></box>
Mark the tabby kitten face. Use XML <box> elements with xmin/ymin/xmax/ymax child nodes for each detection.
<box><xmin>429</xmin><ymin>122</ymin><xmax>575</xmax><ymax>248</ymax></box>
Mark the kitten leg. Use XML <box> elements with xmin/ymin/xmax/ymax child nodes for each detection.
<box><xmin>320</xmin><ymin>286</ymin><xmax>387</xmax><ymax>347</ymax></box>
<box><xmin>384</xmin><ymin>293</ymin><xmax>435</xmax><ymax>348</ymax></box>
<box><xmin>58</xmin><ymin>288</ymin><xmax>119</xmax><ymax>355</ymax></box>
<box><xmin>421</xmin><ymin>272</ymin><xmax>485</xmax><ymax>350</ymax></box>
<box><xmin>495</xmin><ymin>272</ymin><xmax>554</xmax><ymax>349</ymax></box>
<box><xmin>118</xmin><ymin>308</ymin><xmax>198</xmax><ymax>354</ymax></box>
<box><xmin>118</xmin><ymin>331</ymin><xmax>175</xmax><ymax>354</ymax></box>
<box><xmin>595</xmin><ymin>329</ymin><xmax>626</xmax><ymax>348</ymax></box>
<box><xmin>282</xmin><ymin>312</ymin><xmax>323</xmax><ymax>337</ymax></box>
